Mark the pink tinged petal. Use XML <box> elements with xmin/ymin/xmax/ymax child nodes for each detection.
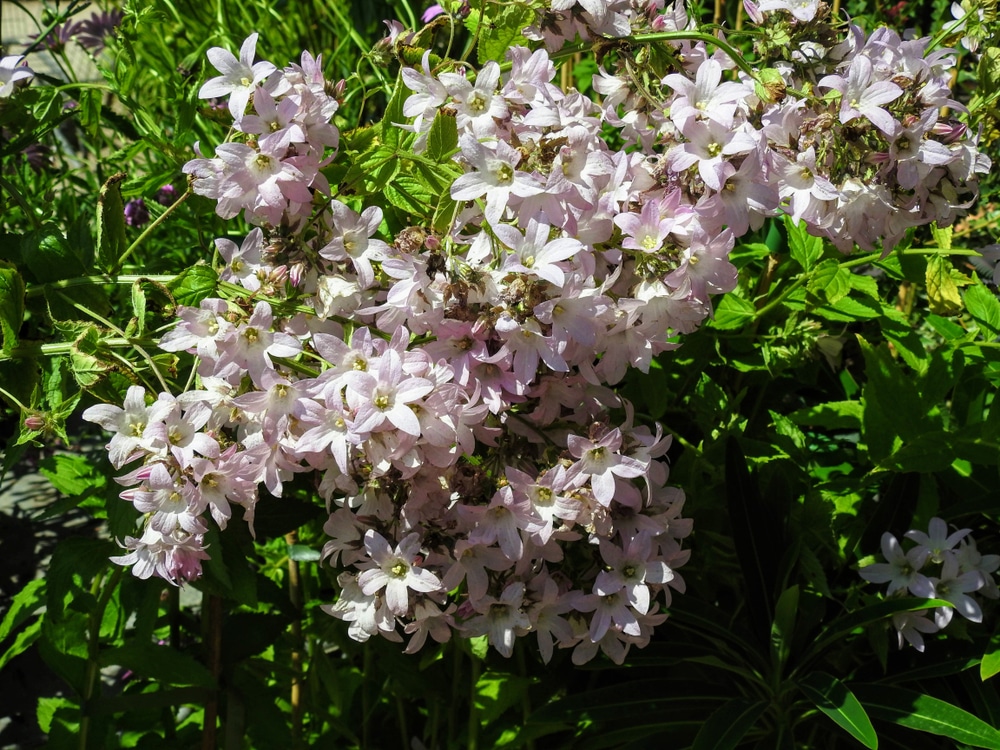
<box><xmin>408</xmin><ymin>568</ymin><xmax>442</xmax><ymax>593</ymax></box>
<box><xmin>590</xmin><ymin>471</ymin><xmax>616</xmax><ymax>505</ymax></box>
<box><xmin>628</xmin><ymin>584</ymin><xmax>650</xmax><ymax>615</ymax></box>
<box><xmin>384</xmin><ymin>579</ymin><xmax>410</xmax><ymax>615</ymax></box>
<box><xmin>386</xmin><ymin>404</ymin><xmax>421</xmax><ymax>436</ymax></box>
<box><xmin>589</xmin><ymin>605</ymin><xmax>612</xmax><ymax>642</ymax></box>
<box><xmin>358</xmin><ymin>569</ymin><xmax>390</xmax><ymax>596</ymax></box>
<box><xmin>594</xmin><ymin>570</ymin><xmax>623</xmax><ymax>595</ymax></box>
<box><xmin>364</xmin><ymin>529</ymin><xmax>393</xmax><ymax>562</ymax></box>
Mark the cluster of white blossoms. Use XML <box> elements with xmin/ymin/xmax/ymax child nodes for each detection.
<box><xmin>861</xmin><ymin>518</ymin><xmax>999</xmax><ymax>651</ymax></box>
<box><xmin>84</xmin><ymin>0</ymin><xmax>988</xmax><ymax>663</ymax></box>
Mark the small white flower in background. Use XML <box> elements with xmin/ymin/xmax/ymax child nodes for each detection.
<box><xmin>0</xmin><ymin>56</ymin><xmax>34</xmax><ymax>98</ymax></box>
<box><xmin>861</xmin><ymin>517</ymin><xmax>998</xmax><ymax>651</ymax></box>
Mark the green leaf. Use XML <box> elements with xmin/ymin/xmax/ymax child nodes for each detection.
<box><xmin>808</xmin><ymin>259</ymin><xmax>852</xmax><ymax>304</ymax></box>
<box><xmin>40</xmin><ymin>453</ymin><xmax>102</xmax><ymax>496</ymax></box>
<box><xmin>964</xmin><ymin>281</ymin><xmax>1000</xmax><ymax>338</ymax></box>
<box><xmin>711</xmin><ymin>294</ymin><xmax>756</xmax><ymax>330</ymax></box>
<box><xmin>131</xmin><ymin>278</ymin><xmax>147</xmax><ymax>336</ymax></box>
<box><xmin>814</xmin><ymin>295</ymin><xmax>882</xmax><ymax>321</ymax></box>
<box><xmin>925</xmin><ymin>313</ymin><xmax>966</xmax><ymax>340</ymax></box>
<box><xmin>0</xmin><ymin>578</ymin><xmax>45</xmax><ymax>645</ymax></box>
<box><xmin>853</xmin><ymin>685</ymin><xmax>1000</xmax><ymax>749</ymax></box>
<box><xmin>381</xmin><ymin>73</ymin><xmax>407</xmax><ymax>151</ymax></box>
<box><xmin>925</xmin><ymin>254</ymin><xmax>963</xmax><ymax>316</ymax></box>
<box><xmin>787</xmin><ymin>400</ymin><xmax>863</xmax><ymax>429</ymax></box>
<box><xmin>0</xmin><ymin>260</ymin><xmax>25</xmax><ymax>354</ymax></box>
<box><xmin>981</xmin><ymin>631</ymin><xmax>1000</xmax><ymax>681</ymax></box>
<box><xmin>690</xmin><ymin>699</ymin><xmax>768</xmax><ymax>750</ymax></box>
<box><xmin>0</xmin><ymin>614</ymin><xmax>42</xmax><ymax>671</ymax></box>
<box><xmin>786</xmin><ymin>216</ymin><xmax>824</xmax><ymax>271</ymax></box>
<box><xmin>930</xmin><ymin>222</ymin><xmax>952</xmax><ymax>252</ymax></box>
<box><xmin>799</xmin><ymin>672</ymin><xmax>878</xmax><ymax>749</ymax></box>
<box><xmin>23</xmin><ymin>226</ymin><xmax>89</xmax><ymax>283</ymax></box>
<box><xmin>168</xmin><ymin>264</ymin><xmax>218</xmax><ymax>308</ymax></box>
<box><xmin>77</xmin><ymin>87</ymin><xmax>102</xmax><ymax>138</ymax></box>
<box><xmin>426</xmin><ymin>109</ymin><xmax>458</xmax><ymax>162</ymax></box>
<box><xmin>858</xmin><ymin>336</ymin><xmax>928</xmax><ymax>462</ymax></box>
<box><xmin>476</xmin><ymin>671</ymin><xmax>534</xmax><ymax>725</ymax></box>
<box><xmin>725</xmin><ymin>436</ymin><xmax>781</xmax><ymax>644</ymax></box>
<box><xmin>770</xmin><ymin>585</ymin><xmax>799</xmax><ymax>670</ymax></box>
<box><xmin>478</xmin><ymin>5</ymin><xmax>535</xmax><ymax>64</ymax></box>
<box><xmin>37</xmin><ymin>697</ymin><xmax>75</xmax><ymax>734</ymax></box>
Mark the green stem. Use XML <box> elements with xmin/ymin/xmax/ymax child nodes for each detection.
<box><xmin>0</xmin><ymin>385</ymin><xmax>31</xmax><ymax>413</ymax></box>
<box><xmin>547</xmin><ymin>31</ymin><xmax>762</xmax><ymax>83</ymax></box>
<box><xmin>0</xmin><ymin>337</ymin><xmax>161</xmax><ymax>362</ymax></box>
<box><xmin>112</xmin><ymin>189</ymin><xmax>193</xmax><ymax>274</ymax></box>
<box><xmin>753</xmin><ymin>276</ymin><xmax>807</xmax><ymax>320</ymax></box>
<box><xmin>53</xmin><ymin>290</ymin><xmax>170</xmax><ymax>394</ymax></box>
<box><xmin>24</xmin><ymin>275</ymin><xmax>178</xmax><ymax>299</ymax></box>
<box><xmin>928</xmin><ymin>13</ymin><xmax>970</xmax><ymax>52</ymax></box>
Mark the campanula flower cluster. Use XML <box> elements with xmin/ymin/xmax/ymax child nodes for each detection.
<box><xmin>83</xmin><ymin>0</ymin><xmax>988</xmax><ymax>663</ymax></box>
<box><xmin>860</xmin><ymin>518</ymin><xmax>999</xmax><ymax>651</ymax></box>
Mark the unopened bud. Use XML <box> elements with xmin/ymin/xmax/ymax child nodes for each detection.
<box><xmin>23</xmin><ymin>414</ymin><xmax>45</xmax><ymax>431</ymax></box>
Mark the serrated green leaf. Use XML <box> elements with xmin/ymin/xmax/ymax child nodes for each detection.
<box><xmin>730</xmin><ymin>242</ymin><xmax>772</xmax><ymax>268</ymax></box>
<box><xmin>978</xmin><ymin>47</ymin><xmax>1000</xmax><ymax>96</ymax></box>
<box><xmin>0</xmin><ymin>578</ymin><xmax>45</xmax><ymax>645</ymax></box>
<box><xmin>77</xmin><ymin>87</ymin><xmax>102</xmax><ymax>138</ymax></box>
<box><xmin>381</xmin><ymin>73</ymin><xmax>407</xmax><ymax>151</ymax></box>
<box><xmin>711</xmin><ymin>294</ymin><xmax>755</xmax><ymax>330</ymax></box>
<box><xmin>964</xmin><ymin>281</ymin><xmax>1000</xmax><ymax>338</ymax></box>
<box><xmin>849</xmin><ymin>273</ymin><xmax>880</xmax><ymax>299</ymax></box>
<box><xmin>0</xmin><ymin>260</ymin><xmax>25</xmax><ymax>354</ymax></box>
<box><xmin>814</xmin><ymin>295</ymin><xmax>883</xmax><ymax>321</ymax></box>
<box><xmin>45</xmin><ymin>283</ymin><xmax>111</xmax><ymax>323</ymax></box>
<box><xmin>23</xmin><ymin>227</ymin><xmax>89</xmax><ymax>283</ymax></box>
<box><xmin>131</xmin><ymin>279</ymin><xmax>147</xmax><ymax>336</ymax></box>
<box><xmin>426</xmin><ymin>109</ymin><xmax>458</xmax><ymax>162</ymax></box>
<box><xmin>786</xmin><ymin>216</ymin><xmax>824</xmax><ymax>271</ymax></box>
<box><xmin>96</xmin><ymin>173</ymin><xmax>128</xmax><ymax>272</ymax></box>
<box><xmin>787</xmin><ymin>401</ymin><xmax>863</xmax><ymax>429</ymax></box>
<box><xmin>478</xmin><ymin>5</ymin><xmax>535</xmax><ymax>64</ymax></box>
<box><xmin>800</xmin><ymin>672</ymin><xmax>878</xmax><ymax>749</ymax></box>
<box><xmin>930</xmin><ymin>222</ymin><xmax>953</xmax><ymax>252</ymax></box>
<box><xmin>691</xmin><ymin>699</ymin><xmax>768</xmax><ymax>750</ymax></box>
<box><xmin>40</xmin><ymin>454</ymin><xmax>101</xmax><ymax>496</ymax></box>
<box><xmin>37</xmin><ymin>697</ymin><xmax>75</xmax><ymax>735</ymax></box>
<box><xmin>167</xmin><ymin>264</ymin><xmax>217</xmax><ymax>308</ymax></box>
<box><xmin>926</xmin><ymin>254</ymin><xmax>963</xmax><ymax>316</ymax></box>
<box><xmin>853</xmin><ymin>685</ymin><xmax>1000</xmax><ymax>749</ymax></box>
<box><xmin>809</xmin><ymin>259</ymin><xmax>852</xmax><ymax>304</ymax></box>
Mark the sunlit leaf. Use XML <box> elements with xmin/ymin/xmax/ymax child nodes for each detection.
<box><xmin>800</xmin><ymin>672</ymin><xmax>878</xmax><ymax>749</ymax></box>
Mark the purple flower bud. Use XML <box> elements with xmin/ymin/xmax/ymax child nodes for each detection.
<box><xmin>124</xmin><ymin>198</ymin><xmax>150</xmax><ymax>228</ymax></box>
<box><xmin>155</xmin><ymin>184</ymin><xmax>178</xmax><ymax>206</ymax></box>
